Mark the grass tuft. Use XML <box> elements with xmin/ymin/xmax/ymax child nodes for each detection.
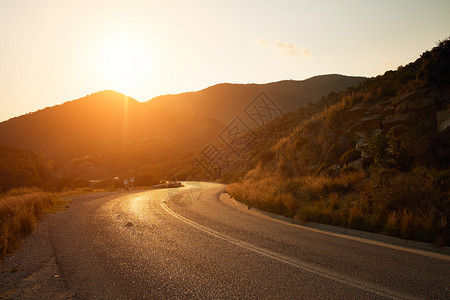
<box><xmin>0</xmin><ymin>188</ymin><xmax>60</xmax><ymax>260</ymax></box>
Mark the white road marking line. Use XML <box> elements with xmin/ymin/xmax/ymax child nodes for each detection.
<box><xmin>161</xmin><ymin>200</ymin><xmax>423</xmax><ymax>300</ymax></box>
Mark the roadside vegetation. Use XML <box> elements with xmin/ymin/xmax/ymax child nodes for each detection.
<box><xmin>228</xmin><ymin>167</ymin><xmax>449</xmax><ymax>246</ymax></box>
<box><xmin>0</xmin><ymin>188</ymin><xmax>64</xmax><ymax>260</ymax></box>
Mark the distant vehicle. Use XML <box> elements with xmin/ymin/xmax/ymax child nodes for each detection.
<box><xmin>152</xmin><ymin>180</ymin><xmax>182</xmax><ymax>189</ymax></box>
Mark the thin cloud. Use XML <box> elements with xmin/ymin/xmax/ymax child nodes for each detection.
<box><xmin>258</xmin><ymin>39</ymin><xmax>269</xmax><ymax>46</ymax></box>
<box><xmin>259</xmin><ymin>39</ymin><xmax>311</xmax><ymax>57</ymax></box>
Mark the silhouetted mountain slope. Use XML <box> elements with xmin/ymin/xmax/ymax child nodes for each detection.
<box><xmin>0</xmin><ymin>90</ymin><xmax>223</xmax><ymax>166</ymax></box>
<box><xmin>0</xmin><ymin>75</ymin><xmax>364</xmax><ymax>178</ymax></box>
<box><xmin>148</xmin><ymin>74</ymin><xmax>366</xmax><ymax>124</ymax></box>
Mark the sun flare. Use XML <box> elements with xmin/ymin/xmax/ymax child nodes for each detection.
<box><xmin>97</xmin><ymin>34</ymin><xmax>153</xmax><ymax>94</ymax></box>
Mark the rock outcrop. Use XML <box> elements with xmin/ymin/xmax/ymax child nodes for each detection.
<box><xmin>337</xmin><ymin>85</ymin><xmax>449</xmax><ymax>169</ymax></box>
<box><xmin>436</xmin><ymin>107</ymin><xmax>450</xmax><ymax>136</ymax></box>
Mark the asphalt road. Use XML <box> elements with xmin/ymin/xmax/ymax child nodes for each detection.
<box><xmin>18</xmin><ymin>182</ymin><xmax>450</xmax><ymax>299</ymax></box>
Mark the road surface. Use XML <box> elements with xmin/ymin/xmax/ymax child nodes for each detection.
<box><xmin>2</xmin><ymin>182</ymin><xmax>450</xmax><ymax>299</ymax></box>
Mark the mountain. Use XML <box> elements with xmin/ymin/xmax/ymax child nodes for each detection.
<box><xmin>0</xmin><ymin>90</ymin><xmax>223</xmax><ymax>168</ymax></box>
<box><xmin>148</xmin><ymin>74</ymin><xmax>366</xmax><ymax>124</ymax></box>
<box><xmin>0</xmin><ymin>75</ymin><xmax>364</xmax><ymax>179</ymax></box>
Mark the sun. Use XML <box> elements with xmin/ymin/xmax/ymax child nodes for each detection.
<box><xmin>105</xmin><ymin>43</ymin><xmax>136</xmax><ymax>75</ymax></box>
<box><xmin>97</xmin><ymin>34</ymin><xmax>152</xmax><ymax>94</ymax></box>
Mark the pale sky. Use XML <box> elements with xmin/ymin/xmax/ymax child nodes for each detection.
<box><xmin>0</xmin><ymin>0</ymin><xmax>449</xmax><ymax>122</ymax></box>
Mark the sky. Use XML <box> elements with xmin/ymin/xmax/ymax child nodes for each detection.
<box><xmin>0</xmin><ymin>0</ymin><xmax>449</xmax><ymax>122</ymax></box>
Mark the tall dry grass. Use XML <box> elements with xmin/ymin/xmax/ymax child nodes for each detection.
<box><xmin>0</xmin><ymin>188</ymin><xmax>58</xmax><ymax>259</ymax></box>
<box><xmin>227</xmin><ymin>169</ymin><xmax>449</xmax><ymax>246</ymax></box>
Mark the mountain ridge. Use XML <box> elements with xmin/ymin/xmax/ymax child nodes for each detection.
<box><xmin>147</xmin><ymin>74</ymin><xmax>366</xmax><ymax>124</ymax></box>
<box><xmin>0</xmin><ymin>74</ymin><xmax>364</xmax><ymax>174</ymax></box>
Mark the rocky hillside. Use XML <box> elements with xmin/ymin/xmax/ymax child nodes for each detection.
<box><xmin>222</xmin><ymin>39</ymin><xmax>450</xmax><ymax>181</ymax></box>
<box><xmin>225</xmin><ymin>38</ymin><xmax>450</xmax><ymax>246</ymax></box>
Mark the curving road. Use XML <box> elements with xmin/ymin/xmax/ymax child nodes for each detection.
<box><xmin>33</xmin><ymin>182</ymin><xmax>450</xmax><ymax>298</ymax></box>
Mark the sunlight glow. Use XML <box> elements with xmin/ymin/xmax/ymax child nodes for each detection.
<box><xmin>1</xmin><ymin>1</ymin><xmax>450</xmax><ymax>122</ymax></box>
<box><xmin>97</xmin><ymin>34</ymin><xmax>153</xmax><ymax>94</ymax></box>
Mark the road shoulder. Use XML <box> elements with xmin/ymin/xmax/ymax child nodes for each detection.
<box><xmin>0</xmin><ymin>211</ymin><xmax>73</xmax><ymax>299</ymax></box>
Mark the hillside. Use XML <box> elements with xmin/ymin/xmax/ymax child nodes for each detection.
<box><xmin>0</xmin><ymin>75</ymin><xmax>364</xmax><ymax>179</ymax></box>
<box><xmin>223</xmin><ymin>38</ymin><xmax>450</xmax><ymax>181</ymax></box>
<box><xmin>0</xmin><ymin>91</ymin><xmax>225</xmax><ymax>181</ymax></box>
<box><xmin>0</xmin><ymin>145</ymin><xmax>53</xmax><ymax>192</ymax></box>
<box><xmin>225</xmin><ymin>38</ymin><xmax>450</xmax><ymax>245</ymax></box>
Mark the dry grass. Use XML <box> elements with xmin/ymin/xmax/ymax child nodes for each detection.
<box><xmin>0</xmin><ymin>188</ymin><xmax>61</xmax><ymax>260</ymax></box>
<box><xmin>384</xmin><ymin>211</ymin><xmax>398</xmax><ymax>236</ymax></box>
<box><xmin>227</xmin><ymin>169</ymin><xmax>450</xmax><ymax>246</ymax></box>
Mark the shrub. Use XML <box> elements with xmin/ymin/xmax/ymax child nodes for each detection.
<box><xmin>339</xmin><ymin>149</ymin><xmax>361</xmax><ymax>165</ymax></box>
<box><xmin>416</xmin><ymin>38</ymin><xmax>450</xmax><ymax>86</ymax></box>
<box><xmin>365</xmin><ymin>133</ymin><xmax>411</xmax><ymax>173</ymax></box>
